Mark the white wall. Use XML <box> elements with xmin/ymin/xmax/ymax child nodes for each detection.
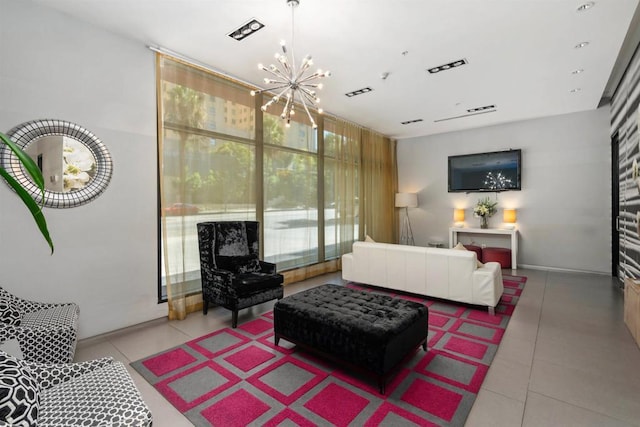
<box><xmin>398</xmin><ymin>108</ymin><xmax>612</xmax><ymax>274</ymax></box>
<box><xmin>0</xmin><ymin>0</ymin><xmax>165</xmax><ymax>338</ymax></box>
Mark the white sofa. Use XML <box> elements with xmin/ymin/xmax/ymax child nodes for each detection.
<box><xmin>341</xmin><ymin>242</ymin><xmax>504</xmax><ymax>312</ymax></box>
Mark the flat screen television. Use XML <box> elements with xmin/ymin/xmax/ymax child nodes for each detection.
<box><xmin>448</xmin><ymin>149</ymin><xmax>521</xmax><ymax>192</ymax></box>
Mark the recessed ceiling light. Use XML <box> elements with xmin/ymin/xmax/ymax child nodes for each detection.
<box><xmin>345</xmin><ymin>87</ymin><xmax>373</xmax><ymax>97</ymax></box>
<box><xmin>427</xmin><ymin>59</ymin><xmax>468</xmax><ymax>74</ymax></box>
<box><xmin>401</xmin><ymin>119</ymin><xmax>423</xmax><ymax>125</ymax></box>
<box><xmin>572</xmin><ymin>69</ymin><xmax>585</xmax><ymax>74</ymax></box>
<box><xmin>577</xmin><ymin>2</ymin><xmax>595</xmax><ymax>12</ymax></box>
<box><xmin>228</xmin><ymin>18</ymin><xmax>265</xmax><ymax>41</ymax></box>
<box><xmin>570</xmin><ymin>88</ymin><xmax>582</xmax><ymax>93</ymax></box>
<box><xmin>575</xmin><ymin>41</ymin><xmax>590</xmax><ymax>49</ymax></box>
<box><xmin>467</xmin><ymin>104</ymin><xmax>496</xmax><ymax>113</ymax></box>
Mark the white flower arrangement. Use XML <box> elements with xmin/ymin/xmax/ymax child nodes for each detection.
<box><xmin>473</xmin><ymin>197</ymin><xmax>497</xmax><ymax>218</ymax></box>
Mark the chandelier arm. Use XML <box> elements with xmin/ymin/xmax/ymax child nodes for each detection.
<box><xmin>262</xmin><ymin>66</ymin><xmax>286</xmax><ymax>79</ymax></box>
<box><xmin>265</xmin><ymin>78</ymin><xmax>290</xmax><ymax>85</ymax></box>
<box><xmin>294</xmin><ymin>58</ymin><xmax>312</xmax><ymax>81</ymax></box>
<box><xmin>271</xmin><ymin>86</ymin><xmax>291</xmax><ymax>100</ymax></box>
<box><xmin>281</xmin><ymin>92</ymin><xmax>293</xmax><ymax>118</ymax></box>
<box><xmin>297</xmin><ymin>73</ymin><xmax>323</xmax><ymax>84</ymax></box>
<box><xmin>298</xmin><ymin>93</ymin><xmax>317</xmax><ymax>127</ymax></box>
<box><xmin>262</xmin><ymin>83</ymin><xmax>291</xmax><ymax>93</ymax></box>
<box><xmin>299</xmin><ymin>87</ymin><xmax>318</xmax><ymax>103</ymax></box>
<box><xmin>281</xmin><ymin>60</ymin><xmax>293</xmax><ymax>76</ymax></box>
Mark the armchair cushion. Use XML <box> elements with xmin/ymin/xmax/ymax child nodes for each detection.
<box><xmin>232</xmin><ymin>273</ymin><xmax>285</xmax><ymax>296</ymax></box>
<box><xmin>216</xmin><ymin>254</ymin><xmax>262</xmax><ymax>274</ymax></box>
<box><xmin>0</xmin><ymin>352</ymin><xmax>39</xmax><ymax>426</ymax></box>
<box><xmin>20</xmin><ymin>305</ymin><xmax>79</xmax><ymax>330</ymax></box>
<box><xmin>38</xmin><ymin>361</ymin><xmax>152</xmax><ymax>426</ymax></box>
<box><xmin>0</xmin><ymin>300</ymin><xmax>21</xmax><ymax>326</ymax></box>
<box><xmin>0</xmin><ymin>287</ymin><xmax>79</xmax><ymax>364</ymax></box>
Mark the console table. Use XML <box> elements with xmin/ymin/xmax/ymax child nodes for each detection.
<box><xmin>449</xmin><ymin>227</ymin><xmax>518</xmax><ymax>270</ymax></box>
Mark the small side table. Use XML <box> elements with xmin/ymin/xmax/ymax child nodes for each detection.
<box><xmin>624</xmin><ymin>278</ymin><xmax>640</xmax><ymax>349</ymax></box>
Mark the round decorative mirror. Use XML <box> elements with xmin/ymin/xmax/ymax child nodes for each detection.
<box><xmin>0</xmin><ymin>119</ymin><xmax>113</xmax><ymax>208</ymax></box>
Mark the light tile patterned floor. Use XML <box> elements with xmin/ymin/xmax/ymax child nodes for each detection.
<box><xmin>76</xmin><ymin>269</ymin><xmax>640</xmax><ymax>427</ymax></box>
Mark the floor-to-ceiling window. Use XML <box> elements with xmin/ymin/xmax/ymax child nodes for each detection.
<box><xmin>157</xmin><ymin>53</ymin><xmax>396</xmax><ymax>318</ymax></box>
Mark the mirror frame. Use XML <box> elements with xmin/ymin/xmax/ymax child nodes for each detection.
<box><xmin>0</xmin><ymin>119</ymin><xmax>113</xmax><ymax>208</ymax></box>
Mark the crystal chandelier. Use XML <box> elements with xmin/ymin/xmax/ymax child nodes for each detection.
<box><xmin>250</xmin><ymin>0</ymin><xmax>330</xmax><ymax>129</ymax></box>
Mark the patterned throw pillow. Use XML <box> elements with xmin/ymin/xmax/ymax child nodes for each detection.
<box><xmin>452</xmin><ymin>242</ymin><xmax>484</xmax><ymax>268</ymax></box>
<box><xmin>0</xmin><ymin>352</ymin><xmax>40</xmax><ymax>426</ymax></box>
<box><xmin>0</xmin><ymin>299</ymin><xmax>21</xmax><ymax>326</ymax></box>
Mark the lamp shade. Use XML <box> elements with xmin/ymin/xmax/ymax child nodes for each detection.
<box><xmin>454</xmin><ymin>208</ymin><xmax>465</xmax><ymax>222</ymax></box>
<box><xmin>503</xmin><ymin>208</ymin><xmax>517</xmax><ymax>223</ymax></box>
<box><xmin>395</xmin><ymin>192</ymin><xmax>418</xmax><ymax>208</ymax></box>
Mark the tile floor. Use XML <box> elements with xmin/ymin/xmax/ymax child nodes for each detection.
<box><xmin>75</xmin><ymin>269</ymin><xmax>640</xmax><ymax>427</ymax></box>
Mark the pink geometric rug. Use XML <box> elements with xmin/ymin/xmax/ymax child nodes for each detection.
<box><xmin>131</xmin><ymin>275</ymin><xmax>526</xmax><ymax>426</ymax></box>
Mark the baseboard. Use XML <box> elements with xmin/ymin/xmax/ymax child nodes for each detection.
<box><xmin>518</xmin><ymin>263</ymin><xmax>611</xmax><ymax>276</ymax></box>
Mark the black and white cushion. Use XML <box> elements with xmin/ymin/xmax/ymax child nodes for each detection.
<box><xmin>0</xmin><ymin>351</ymin><xmax>40</xmax><ymax>426</ymax></box>
<box><xmin>0</xmin><ymin>298</ymin><xmax>22</xmax><ymax>326</ymax></box>
<box><xmin>38</xmin><ymin>360</ymin><xmax>152</xmax><ymax>427</ymax></box>
<box><xmin>0</xmin><ymin>287</ymin><xmax>79</xmax><ymax>364</ymax></box>
<box><xmin>3</xmin><ymin>356</ymin><xmax>153</xmax><ymax>426</ymax></box>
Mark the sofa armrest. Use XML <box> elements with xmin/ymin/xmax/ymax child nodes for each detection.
<box><xmin>472</xmin><ymin>262</ymin><xmax>504</xmax><ymax>307</ymax></box>
<box><xmin>341</xmin><ymin>253</ymin><xmax>354</xmax><ymax>282</ymax></box>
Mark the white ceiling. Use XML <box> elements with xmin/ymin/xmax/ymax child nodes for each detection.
<box><xmin>30</xmin><ymin>0</ymin><xmax>640</xmax><ymax>139</ymax></box>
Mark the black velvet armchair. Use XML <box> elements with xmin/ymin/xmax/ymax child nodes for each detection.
<box><xmin>197</xmin><ymin>221</ymin><xmax>284</xmax><ymax>328</ymax></box>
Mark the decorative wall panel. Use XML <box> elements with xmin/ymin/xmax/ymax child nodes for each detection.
<box><xmin>612</xmin><ymin>44</ymin><xmax>640</xmax><ymax>281</ymax></box>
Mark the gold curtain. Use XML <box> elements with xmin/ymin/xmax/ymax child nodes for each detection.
<box><xmin>157</xmin><ymin>54</ymin><xmax>257</xmax><ymax>320</ymax></box>
<box><xmin>360</xmin><ymin>130</ymin><xmax>398</xmax><ymax>243</ymax></box>
<box><xmin>332</xmin><ymin>119</ymin><xmax>362</xmax><ymax>256</ymax></box>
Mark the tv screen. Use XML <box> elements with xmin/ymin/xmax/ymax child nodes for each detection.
<box><xmin>448</xmin><ymin>149</ymin><xmax>521</xmax><ymax>192</ymax></box>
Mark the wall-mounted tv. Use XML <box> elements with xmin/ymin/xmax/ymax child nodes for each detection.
<box><xmin>448</xmin><ymin>149</ymin><xmax>521</xmax><ymax>192</ymax></box>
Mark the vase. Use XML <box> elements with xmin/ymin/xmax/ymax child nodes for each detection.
<box><xmin>480</xmin><ymin>216</ymin><xmax>488</xmax><ymax>229</ymax></box>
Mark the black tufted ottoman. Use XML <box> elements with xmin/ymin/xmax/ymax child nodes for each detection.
<box><xmin>273</xmin><ymin>284</ymin><xmax>428</xmax><ymax>393</ymax></box>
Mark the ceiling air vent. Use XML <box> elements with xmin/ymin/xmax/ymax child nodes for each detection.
<box><xmin>434</xmin><ymin>108</ymin><xmax>497</xmax><ymax>123</ymax></box>
<box><xmin>345</xmin><ymin>87</ymin><xmax>373</xmax><ymax>97</ymax></box>
<box><xmin>427</xmin><ymin>58</ymin><xmax>468</xmax><ymax>74</ymax></box>
<box><xmin>401</xmin><ymin>119</ymin><xmax>423</xmax><ymax>125</ymax></box>
<box><xmin>228</xmin><ymin>19</ymin><xmax>265</xmax><ymax>41</ymax></box>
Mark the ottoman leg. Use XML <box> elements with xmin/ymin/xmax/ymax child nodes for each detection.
<box><xmin>488</xmin><ymin>306</ymin><xmax>495</xmax><ymax>316</ymax></box>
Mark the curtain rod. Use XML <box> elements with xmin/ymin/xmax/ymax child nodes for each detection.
<box><xmin>147</xmin><ymin>45</ymin><xmax>392</xmax><ymax>140</ymax></box>
<box><xmin>147</xmin><ymin>45</ymin><xmax>260</xmax><ymax>89</ymax></box>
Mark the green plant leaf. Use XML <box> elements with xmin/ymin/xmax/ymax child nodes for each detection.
<box><xmin>0</xmin><ymin>132</ymin><xmax>54</xmax><ymax>254</ymax></box>
<box><xmin>0</xmin><ymin>168</ymin><xmax>54</xmax><ymax>254</ymax></box>
<box><xmin>0</xmin><ymin>132</ymin><xmax>45</xmax><ymax>190</ymax></box>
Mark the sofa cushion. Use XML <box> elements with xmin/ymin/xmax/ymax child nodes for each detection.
<box><xmin>0</xmin><ymin>351</ymin><xmax>39</xmax><ymax>426</ymax></box>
